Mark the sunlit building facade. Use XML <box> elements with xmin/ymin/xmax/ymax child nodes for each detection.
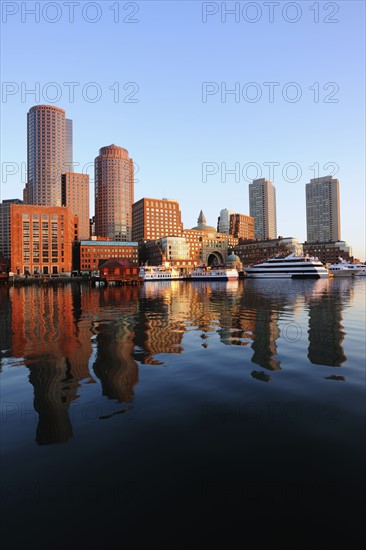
<box><xmin>0</xmin><ymin>198</ymin><xmax>23</xmax><ymax>264</ymax></box>
<box><xmin>303</xmin><ymin>240</ymin><xmax>352</xmax><ymax>264</ymax></box>
<box><xmin>143</xmin><ymin>236</ymin><xmax>191</xmax><ymax>267</ymax></box>
<box><xmin>95</xmin><ymin>145</ymin><xmax>134</xmax><ymax>241</ymax></box>
<box><xmin>10</xmin><ymin>204</ymin><xmax>77</xmax><ymax>276</ymax></box>
<box><xmin>234</xmin><ymin>237</ymin><xmax>302</xmax><ymax>266</ymax></box>
<box><xmin>306</xmin><ymin>176</ymin><xmax>341</xmax><ymax>242</ymax></box>
<box><xmin>249</xmin><ymin>178</ymin><xmax>277</xmax><ymax>240</ymax></box>
<box><xmin>229</xmin><ymin>213</ymin><xmax>255</xmax><ymax>240</ymax></box>
<box><xmin>27</xmin><ymin>105</ymin><xmax>68</xmax><ymax>206</ymax></box>
<box><xmin>217</xmin><ymin>208</ymin><xmax>234</xmax><ymax>233</ymax></box>
<box><xmin>62</xmin><ymin>172</ymin><xmax>90</xmax><ymax>240</ymax></box>
<box><xmin>183</xmin><ymin>211</ymin><xmax>239</xmax><ymax>266</ymax></box>
<box><xmin>79</xmin><ymin>239</ymin><xmax>139</xmax><ymax>274</ymax></box>
<box><xmin>132</xmin><ymin>197</ymin><xmax>183</xmax><ymax>242</ymax></box>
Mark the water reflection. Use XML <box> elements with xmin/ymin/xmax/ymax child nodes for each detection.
<box><xmin>28</xmin><ymin>356</ymin><xmax>74</xmax><ymax>445</ymax></box>
<box><xmin>92</xmin><ymin>317</ymin><xmax>138</xmax><ymax>402</ymax></box>
<box><xmin>134</xmin><ymin>281</ymin><xmax>186</xmax><ymax>364</ymax></box>
<box><xmin>306</xmin><ymin>278</ymin><xmax>351</xmax><ymax>367</ymax></box>
<box><xmin>2</xmin><ymin>277</ymin><xmax>357</xmax><ymax>444</ymax></box>
<box><xmin>0</xmin><ymin>287</ymin><xmax>12</xmax><ymax>368</ymax></box>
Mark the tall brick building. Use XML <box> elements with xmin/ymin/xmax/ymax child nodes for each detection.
<box><xmin>62</xmin><ymin>172</ymin><xmax>90</xmax><ymax>240</ymax></box>
<box><xmin>95</xmin><ymin>145</ymin><xmax>134</xmax><ymax>241</ymax></box>
<box><xmin>27</xmin><ymin>105</ymin><xmax>71</xmax><ymax>206</ymax></box>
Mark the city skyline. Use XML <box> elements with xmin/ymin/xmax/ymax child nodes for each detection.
<box><xmin>1</xmin><ymin>102</ymin><xmax>361</xmax><ymax>260</ymax></box>
<box><xmin>1</xmin><ymin>2</ymin><xmax>365</xmax><ymax>259</ymax></box>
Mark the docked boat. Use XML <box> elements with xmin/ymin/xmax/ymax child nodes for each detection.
<box><xmin>329</xmin><ymin>259</ymin><xmax>366</xmax><ymax>276</ymax></box>
<box><xmin>244</xmin><ymin>253</ymin><xmax>329</xmax><ymax>279</ymax></box>
<box><xmin>328</xmin><ymin>263</ymin><xmax>362</xmax><ymax>277</ymax></box>
<box><xmin>189</xmin><ymin>266</ymin><xmax>238</xmax><ymax>281</ymax></box>
<box><xmin>139</xmin><ymin>264</ymin><xmax>183</xmax><ymax>281</ymax></box>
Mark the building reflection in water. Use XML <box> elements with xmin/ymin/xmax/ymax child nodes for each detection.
<box><xmin>0</xmin><ymin>287</ymin><xmax>12</xmax><ymax>369</ymax></box>
<box><xmin>134</xmin><ymin>282</ymin><xmax>186</xmax><ymax>364</ymax></box>
<box><xmin>10</xmin><ymin>285</ymin><xmax>95</xmax><ymax>444</ymax></box>
<box><xmin>136</xmin><ymin>281</ymin><xmax>282</xmax><ymax>370</ymax></box>
<box><xmin>238</xmin><ymin>281</ymin><xmax>286</xmax><ymax>371</ymax></box>
<box><xmin>6</xmin><ymin>277</ymin><xmax>354</xmax><ymax>444</ymax></box>
<box><xmin>92</xmin><ymin>316</ymin><xmax>138</xmax><ymax>403</ymax></box>
<box><xmin>306</xmin><ymin>278</ymin><xmax>351</xmax><ymax>367</ymax></box>
<box><xmin>28</xmin><ymin>356</ymin><xmax>74</xmax><ymax>445</ymax></box>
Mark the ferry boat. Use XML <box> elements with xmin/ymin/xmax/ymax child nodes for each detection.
<box><xmin>244</xmin><ymin>253</ymin><xmax>329</xmax><ymax>279</ymax></box>
<box><xmin>189</xmin><ymin>266</ymin><xmax>238</xmax><ymax>281</ymax></box>
<box><xmin>139</xmin><ymin>264</ymin><xmax>183</xmax><ymax>281</ymax></box>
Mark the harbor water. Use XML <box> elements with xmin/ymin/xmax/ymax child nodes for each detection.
<box><xmin>1</xmin><ymin>278</ymin><xmax>365</xmax><ymax>549</ymax></box>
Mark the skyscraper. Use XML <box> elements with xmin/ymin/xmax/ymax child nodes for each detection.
<box><xmin>249</xmin><ymin>178</ymin><xmax>277</xmax><ymax>240</ymax></box>
<box><xmin>65</xmin><ymin>119</ymin><xmax>73</xmax><ymax>172</ymax></box>
<box><xmin>27</xmin><ymin>105</ymin><xmax>69</xmax><ymax>206</ymax></box>
<box><xmin>61</xmin><ymin>172</ymin><xmax>90</xmax><ymax>240</ymax></box>
<box><xmin>95</xmin><ymin>145</ymin><xmax>134</xmax><ymax>241</ymax></box>
<box><xmin>217</xmin><ymin>208</ymin><xmax>234</xmax><ymax>233</ymax></box>
<box><xmin>305</xmin><ymin>176</ymin><xmax>341</xmax><ymax>242</ymax></box>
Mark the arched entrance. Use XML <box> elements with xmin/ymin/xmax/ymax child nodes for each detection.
<box><xmin>207</xmin><ymin>252</ymin><xmax>224</xmax><ymax>266</ymax></box>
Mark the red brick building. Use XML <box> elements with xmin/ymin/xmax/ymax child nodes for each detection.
<box><xmin>132</xmin><ymin>197</ymin><xmax>183</xmax><ymax>242</ymax></box>
<box><xmin>229</xmin><ymin>213</ymin><xmax>255</xmax><ymax>240</ymax></box>
<box><xmin>95</xmin><ymin>145</ymin><xmax>134</xmax><ymax>241</ymax></box>
<box><xmin>99</xmin><ymin>258</ymin><xmax>141</xmax><ymax>284</ymax></box>
<box><xmin>10</xmin><ymin>204</ymin><xmax>77</xmax><ymax>276</ymax></box>
<box><xmin>62</xmin><ymin>172</ymin><xmax>90</xmax><ymax>240</ymax></box>
<box><xmin>79</xmin><ymin>239</ymin><xmax>139</xmax><ymax>274</ymax></box>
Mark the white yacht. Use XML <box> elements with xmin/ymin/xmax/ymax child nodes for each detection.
<box><xmin>189</xmin><ymin>266</ymin><xmax>238</xmax><ymax>281</ymax></box>
<box><xmin>139</xmin><ymin>264</ymin><xmax>183</xmax><ymax>281</ymax></box>
<box><xmin>328</xmin><ymin>262</ymin><xmax>362</xmax><ymax>277</ymax></box>
<box><xmin>244</xmin><ymin>253</ymin><xmax>329</xmax><ymax>279</ymax></box>
<box><xmin>328</xmin><ymin>258</ymin><xmax>365</xmax><ymax>276</ymax></box>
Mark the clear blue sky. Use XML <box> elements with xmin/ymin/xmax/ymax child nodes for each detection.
<box><xmin>1</xmin><ymin>1</ymin><xmax>365</xmax><ymax>258</ymax></box>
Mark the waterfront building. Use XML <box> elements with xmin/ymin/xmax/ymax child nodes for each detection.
<box><xmin>99</xmin><ymin>258</ymin><xmax>141</xmax><ymax>284</ymax></box>
<box><xmin>234</xmin><ymin>237</ymin><xmax>302</xmax><ymax>266</ymax></box>
<box><xmin>27</xmin><ymin>105</ymin><xmax>69</xmax><ymax>206</ymax></box>
<box><xmin>302</xmin><ymin>240</ymin><xmax>353</xmax><ymax>264</ymax></box>
<box><xmin>95</xmin><ymin>144</ymin><xmax>134</xmax><ymax>241</ymax></box>
<box><xmin>306</xmin><ymin>176</ymin><xmax>341</xmax><ymax>242</ymax></box>
<box><xmin>225</xmin><ymin>252</ymin><xmax>243</xmax><ymax>272</ymax></box>
<box><xmin>10</xmin><ymin>204</ymin><xmax>76</xmax><ymax>276</ymax></box>
<box><xmin>0</xmin><ymin>198</ymin><xmax>23</xmax><ymax>265</ymax></box>
<box><xmin>142</xmin><ymin>236</ymin><xmax>191</xmax><ymax>268</ymax></box>
<box><xmin>183</xmin><ymin>210</ymin><xmax>239</xmax><ymax>266</ymax></box>
<box><xmin>249</xmin><ymin>178</ymin><xmax>277</xmax><ymax>240</ymax></box>
<box><xmin>229</xmin><ymin>213</ymin><xmax>255</xmax><ymax>240</ymax></box>
<box><xmin>61</xmin><ymin>172</ymin><xmax>90</xmax><ymax>240</ymax></box>
<box><xmin>217</xmin><ymin>208</ymin><xmax>234</xmax><ymax>233</ymax></box>
<box><xmin>132</xmin><ymin>197</ymin><xmax>183</xmax><ymax>242</ymax></box>
<box><xmin>78</xmin><ymin>239</ymin><xmax>139</xmax><ymax>275</ymax></box>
